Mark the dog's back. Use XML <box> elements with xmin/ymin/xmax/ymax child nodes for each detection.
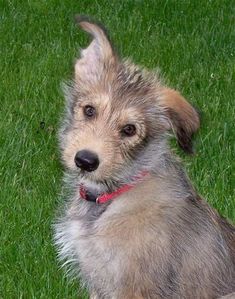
<box><xmin>54</xmin><ymin>17</ymin><xmax>235</xmax><ymax>299</ymax></box>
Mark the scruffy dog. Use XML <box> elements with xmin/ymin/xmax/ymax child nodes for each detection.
<box><xmin>54</xmin><ymin>16</ymin><xmax>235</xmax><ymax>299</ymax></box>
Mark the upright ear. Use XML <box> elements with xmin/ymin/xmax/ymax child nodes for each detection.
<box><xmin>74</xmin><ymin>15</ymin><xmax>116</xmax><ymax>83</ymax></box>
<box><xmin>160</xmin><ymin>88</ymin><xmax>200</xmax><ymax>154</ymax></box>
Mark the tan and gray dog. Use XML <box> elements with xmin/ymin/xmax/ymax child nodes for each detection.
<box><xmin>54</xmin><ymin>16</ymin><xmax>235</xmax><ymax>299</ymax></box>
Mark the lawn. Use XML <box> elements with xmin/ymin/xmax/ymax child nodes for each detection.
<box><xmin>0</xmin><ymin>0</ymin><xmax>234</xmax><ymax>298</ymax></box>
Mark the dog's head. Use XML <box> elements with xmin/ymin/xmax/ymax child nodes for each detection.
<box><xmin>60</xmin><ymin>16</ymin><xmax>200</xmax><ymax>185</ymax></box>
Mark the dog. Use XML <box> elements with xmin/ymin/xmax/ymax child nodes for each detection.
<box><xmin>54</xmin><ymin>16</ymin><xmax>235</xmax><ymax>299</ymax></box>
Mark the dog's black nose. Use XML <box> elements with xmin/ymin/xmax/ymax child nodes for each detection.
<box><xmin>74</xmin><ymin>150</ymin><xmax>99</xmax><ymax>172</ymax></box>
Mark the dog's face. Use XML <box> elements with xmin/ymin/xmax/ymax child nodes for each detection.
<box><xmin>60</xmin><ymin>17</ymin><xmax>199</xmax><ymax>184</ymax></box>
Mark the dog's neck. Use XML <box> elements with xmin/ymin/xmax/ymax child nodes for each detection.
<box><xmin>79</xmin><ymin>171</ymin><xmax>149</xmax><ymax>204</ymax></box>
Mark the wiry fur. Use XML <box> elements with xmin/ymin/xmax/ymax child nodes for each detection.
<box><xmin>54</xmin><ymin>16</ymin><xmax>235</xmax><ymax>299</ymax></box>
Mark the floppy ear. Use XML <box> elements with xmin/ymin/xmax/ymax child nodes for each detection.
<box><xmin>160</xmin><ymin>88</ymin><xmax>200</xmax><ymax>154</ymax></box>
<box><xmin>75</xmin><ymin>15</ymin><xmax>116</xmax><ymax>83</ymax></box>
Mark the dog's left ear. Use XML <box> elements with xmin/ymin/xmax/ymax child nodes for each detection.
<box><xmin>160</xmin><ymin>88</ymin><xmax>200</xmax><ymax>154</ymax></box>
<box><xmin>74</xmin><ymin>15</ymin><xmax>116</xmax><ymax>83</ymax></box>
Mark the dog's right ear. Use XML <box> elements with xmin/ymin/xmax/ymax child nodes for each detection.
<box><xmin>74</xmin><ymin>15</ymin><xmax>116</xmax><ymax>83</ymax></box>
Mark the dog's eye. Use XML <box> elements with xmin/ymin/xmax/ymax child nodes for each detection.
<box><xmin>121</xmin><ymin>124</ymin><xmax>136</xmax><ymax>137</ymax></box>
<box><xmin>84</xmin><ymin>105</ymin><xmax>96</xmax><ymax>118</ymax></box>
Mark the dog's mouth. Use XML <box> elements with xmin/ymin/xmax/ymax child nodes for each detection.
<box><xmin>77</xmin><ymin>167</ymin><xmax>122</xmax><ymax>194</ymax></box>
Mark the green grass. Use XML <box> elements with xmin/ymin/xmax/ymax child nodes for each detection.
<box><xmin>0</xmin><ymin>0</ymin><xmax>234</xmax><ymax>297</ymax></box>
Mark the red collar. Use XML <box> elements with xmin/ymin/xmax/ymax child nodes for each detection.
<box><xmin>79</xmin><ymin>171</ymin><xmax>148</xmax><ymax>204</ymax></box>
